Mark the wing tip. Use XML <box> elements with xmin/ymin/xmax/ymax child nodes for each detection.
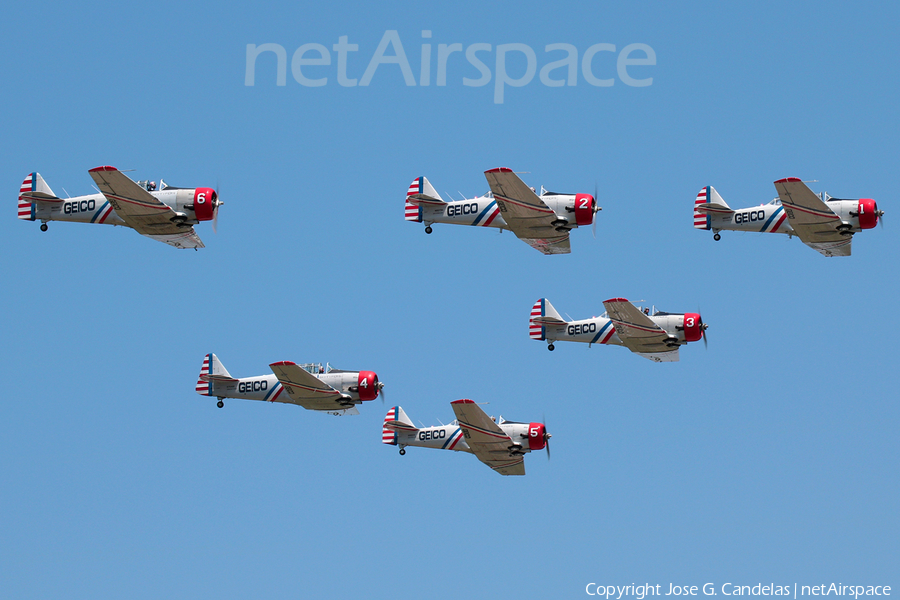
<box><xmin>88</xmin><ymin>165</ymin><xmax>118</xmax><ymax>173</ymax></box>
<box><xmin>604</xmin><ymin>297</ymin><xmax>629</xmax><ymax>303</ymax></box>
<box><xmin>484</xmin><ymin>167</ymin><xmax>513</xmax><ymax>174</ymax></box>
<box><xmin>774</xmin><ymin>177</ymin><xmax>802</xmax><ymax>184</ymax></box>
<box><xmin>451</xmin><ymin>398</ymin><xmax>475</xmax><ymax>405</ymax></box>
<box><xmin>269</xmin><ymin>360</ymin><xmax>297</xmax><ymax>368</ymax></box>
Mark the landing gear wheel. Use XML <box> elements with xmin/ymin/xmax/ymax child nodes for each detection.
<box><xmin>837</xmin><ymin>223</ymin><xmax>852</xmax><ymax>231</ymax></box>
<box><xmin>40</xmin><ymin>223</ymin><xmax>48</xmax><ymax>232</ymax></box>
<box><xmin>216</xmin><ymin>400</ymin><xmax>224</xmax><ymax>408</ymax></box>
<box><xmin>840</xmin><ymin>230</ymin><xmax>853</xmax><ymax>237</ymax></box>
<box><xmin>399</xmin><ymin>448</ymin><xmax>406</xmax><ymax>455</ymax></box>
<box><xmin>548</xmin><ymin>343</ymin><xmax>555</xmax><ymax>351</ymax></box>
<box><xmin>713</xmin><ymin>233</ymin><xmax>721</xmax><ymax>241</ymax></box>
<box><xmin>425</xmin><ymin>226</ymin><xmax>433</xmax><ymax>234</ymax></box>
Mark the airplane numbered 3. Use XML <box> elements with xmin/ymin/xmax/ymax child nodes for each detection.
<box><xmin>530</xmin><ymin>297</ymin><xmax>708</xmax><ymax>362</ymax></box>
<box><xmin>405</xmin><ymin>167</ymin><xmax>600</xmax><ymax>255</ymax></box>
<box><xmin>382</xmin><ymin>400</ymin><xmax>550</xmax><ymax>476</ymax></box>
<box><xmin>693</xmin><ymin>178</ymin><xmax>883</xmax><ymax>257</ymax></box>
<box><xmin>17</xmin><ymin>166</ymin><xmax>222</xmax><ymax>249</ymax></box>
<box><xmin>196</xmin><ymin>353</ymin><xmax>384</xmax><ymax>415</ymax></box>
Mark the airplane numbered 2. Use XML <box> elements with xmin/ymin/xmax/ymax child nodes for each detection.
<box><xmin>405</xmin><ymin>167</ymin><xmax>600</xmax><ymax>255</ymax></box>
<box><xmin>382</xmin><ymin>400</ymin><xmax>550</xmax><ymax>476</ymax></box>
<box><xmin>693</xmin><ymin>178</ymin><xmax>883</xmax><ymax>257</ymax></box>
<box><xmin>17</xmin><ymin>166</ymin><xmax>222</xmax><ymax>248</ymax></box>
<box><xmin>530</xmin><ymin>297</ymin><xmax>708</xmax><ymax>362</ymax></box>
<box><xmin>195</xmin><ymin>353</ymin><xmax>384</xmax><ymax>415</ymax></box>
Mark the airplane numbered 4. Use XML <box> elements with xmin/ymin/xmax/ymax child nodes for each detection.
<box><xmin>694</xmin><ymin>178</ymin><xmax>883</xmax><ymax>257</ymax></box>
<box><xmin>382</xmin><ymin>400</ymin><xmax>550</xmax><ymax>476</ymax></box>
<box><xmin>17</xmin><ymin>166</ymin><xmax>222</xmax><ymax>249</ymax></box>
<box><xmin>195</xmin><ymin>353</ymin><xmax>384</xmax><ymax>416</ymax></box>
<box><xmin>405</xmin><ymin>167</ymin><xmax>600</xmax><ymax>255</ymax></box>
<box><xmin>530</xmin><ymin>297</ymin><xmax>708</xmax><ymax>362</ymax></box>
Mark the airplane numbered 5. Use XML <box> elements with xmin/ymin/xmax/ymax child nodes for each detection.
<box><xmin>405</xmin><ymin>167</ymin><xmax>600</xmax><ymax>255</ymax></box>
<box><xmin>693</xmin><ymin>179</ymin><xmax>883</xmax><ymax>257</ymax></box>
<box><xmin>383</xmin><ymin>400</ymin><xmax>550</xmax><ymax>476</ymax></box>
<box><xmin>17</xmin><ymin>167</ymin><xmax>222</xmax><ymax>249</ymax></box>
<box><xmin>195</xmin><ymin>353</ymin><xmax>384</xmax><ymax>415</ymax></box>
<box><xmin>530</xmin><ymin>297</ymin><xmax>708</xmax><ymax>362</ymax></box>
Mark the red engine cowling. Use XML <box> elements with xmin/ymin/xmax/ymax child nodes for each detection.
<box><xmin>857</xmin><ymin>199</ymin><xmax>879</xmax><ymax>229</ymax></box>
<box><xmin>527</xmin><ymin>422</ymin><xmax>547</xmax><ymax>451</ymax></box>
<box><xmin>356</xmin><ymin>371</ymin><xmax>379</xmax><ymax>402</ymax></box>
<box><xmin>682</xmin><ymin>313</ymin><xmax>703</xmax><ymax>342</ymax></box>
<box><xmin>192</xmin><ymin>187</ymin><xmax>217</xmax><ymax>221</ymax></box>
<box><xmin>573</xmin><ymin>193</ymin><xmax>595</xmax><ymax>226</ymax></box>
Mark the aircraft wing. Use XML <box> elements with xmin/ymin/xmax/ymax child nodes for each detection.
<box><xmin>450</xmin><ymin>399</ymin><xmax>525</xmax><ymax>476</ymax></box>
<box><xmin>88</xmin><ymin>166</ymin><xmax>204</xmax><ymax>249</ymax></box>
<box><xmin>602</xmin><ymin>298</ymin><xmax>678</xmax><ymax>356</ymax></box>
<box><xmin>774</xmin><ymin>178</ymin><xmax>851</xmax><ymax>257</ymax></box>
<box><xmin>483</xmin><ymin>168</ymin><xmax>570</xmax><ymax>255</ymax></box>
<box><xmin>268</xmin><ymin>361</ymin><xmax>356</xmax><ymax>413</ymax></box>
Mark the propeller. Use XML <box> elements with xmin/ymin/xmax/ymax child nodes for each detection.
<box><xmin>212</xmin><ymin>182</ymin><xmax>223</xmax><ymax>233</ymax></box>
<box><xmin>878</xmin><ymin>209</ymin><xmax>885</xmax><ymax>228</ymax></box>
<box><xmin>376</xmin><ymin>379</ymin><xmax>386</xmax><ymax>404</ymax></box>
<box><xmin>543</xmin><ymin>414</ymin><xmax>551</xmax><ymax>460</ymax></box>
<box><xmin>592</xmin><ymin>182</ymin><xmax>599</xmax><ymax>238</ymax></box>
<box><xmin>700</xmin><ymin>314</ymin><xmax>709</xmax><ymax>349</ymax></box>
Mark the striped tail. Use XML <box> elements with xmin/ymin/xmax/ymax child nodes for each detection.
<box><xmin>529</xmin><ymin>299</ymin><xmax>546</xmax><ymax>340</ymax></box>
<box><xmin>18</xmin><ymin>172</ymin><xmax>57</xmax><ymax>220</ymax></box>
<box><xmin>694</xmin><ymin>186</ymin><xmax>711</xmax><ymax>230</ymax></box>
<box><xmin>405</xmin><ymin>177</ymin><xmax>424</xmax><ymax>222</ymax></box>
<box><xmin>383</xmin><ymin>405</ymin><xmax>416</xmax><ymax>444</ymax></box>
<box><xmin>383</xmin><ymin>407</ymin><xmax>399</xmax><ymax>444</ymax></box>
<box><xmin>195</xmin><ymin>353</ymin><xmax>233</xmax><ymax>396</ymax></box>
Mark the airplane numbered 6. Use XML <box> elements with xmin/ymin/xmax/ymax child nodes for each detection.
<box><xmin>693</xmin><ymin>178</ymin><xmax>883</xmax><ymax>257</ymax></box>
<box><xmin>530</xmin><ymin>297</ymin><xmax>708</xmax><ymax>362</ymax></box>
<box><xmin>17</xmin><ymin>166</ymin><xmax>222</xmax><ymax>249</ymax></box>
<box><xmin>382</xmin><ymin>400</ymin><xmax>550</xmax><ymax>476</ymax></box>
<box><xmin>405</xmin><ymin>167</ymin><xmax>600</xmax><ymax>255</ymax></box>
<box><xmin>196</xmin><ymin>353</ymin><xmax>384</xmax><ymax>415</ymax></box>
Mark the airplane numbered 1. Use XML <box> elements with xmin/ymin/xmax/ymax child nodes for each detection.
<box><xmin>530</xmin><ymin>297</ymin><xmax>708</xmax><ymax>362</ymax></box>
<box><xmin>195</xmin><ymin>353</ymin><xmax>384</xmax><ymax>415</ymax></box>
<box><xmin>405</xmin><ymin>167</ymin><xmax>600</xmax><ymax>255</ymax></box>
<box><xmin>17</xmin><ymin>166</ymin><xmax>222</xmax><ymax>249</ymax></box>
<box><xmin>382</xmin><ymin>400</ymin><xmax>550</xmax><ymax>476</ymax></box>
<box><xmin>693</xmin><ymin>178</ymin><xmax>883</xmax><ymax>257</ymax></box>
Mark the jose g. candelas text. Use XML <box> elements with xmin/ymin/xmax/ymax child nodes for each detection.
<box><xmin>585</xmin><ymin>583</ymin><xmax>891</xmax><ymax>599</ymax></box>
<box><xmin>244</xmin><ymin>30</ymin><xmax>656</xmax><ymax>103</ymax></box>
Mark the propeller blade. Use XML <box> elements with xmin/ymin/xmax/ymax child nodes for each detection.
<box><xmin>592</xmin><ymin>182</ymin><xmax>599</xmax><ymax>238</ymax></box>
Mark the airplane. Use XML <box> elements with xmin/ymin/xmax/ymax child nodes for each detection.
<box><xmin>693</xmin><ymin>178</ymin><xmax>883</xmax><ymax>257</ymax></box>
<box><xmin>405</xmin><ymin>167</ymin><xmax>601</xmax><ymax>255</ymax></box>
<box><xmin>382</xmin><ymin>400</ymin><xmax>550</xmax><ymax>476</ymax></box>
<box><xmin>529</xmin><ymin>297</ymin><xmax>708</xmax><ymax>362</ymax></box>
<box><xmin>17</xmin><ymin>166</ymin><xmax>222</xmax><ymax>249</ymax></box>
<box><xmin>195</xmin><ymin>353</ymin><xmax>384</xmax><ymax>416</ymax></box>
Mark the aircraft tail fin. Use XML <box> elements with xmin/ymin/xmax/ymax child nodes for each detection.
<box><xmin>694</xmin><ymin>185</ymin><xmax>733</xmax><ymax>229</ymax></box>
<box><xmin>18</xmin><ymin>172</ymin><xmax>59</xmax><ymax>220</ymax></box>
<box><xmin>383</xmin><ymin>406</ymin><xmax>417</xmax><ymax>444</ymax></box>
<box><xmin>405</xmin><ymin>176</ymin><xmax>445</xmax><ymax>221</ymax></box>
<box><xmin>195</xmin><ymin>353</ymin><xmax>236</xmax><ymax>396</ymax></box>
<box><xmin>529</xmin><ymin>298</ymin><xmax>564</xmax><ymax>340</ymax></box>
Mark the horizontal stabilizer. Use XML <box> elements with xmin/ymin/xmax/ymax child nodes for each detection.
<box><xmin>199</xmin><ymin>374</ymin><xmax>240</xmax><ymax>384</ymax></box>
<box><xmin>695</xmin><ymin>202</ymin><xmax>734</xmax><ymax>215</ymax></box>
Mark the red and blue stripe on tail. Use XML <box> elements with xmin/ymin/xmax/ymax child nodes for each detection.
<box><xmin>694</xmin><ymin>186</ymin><xmax>711</xmax><ymax>230</ymax></box>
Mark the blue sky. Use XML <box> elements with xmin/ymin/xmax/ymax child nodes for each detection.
<box><xmin>1</xmin><ymin>1</ymin><xmax>897</xmax><ymax>598</ymax></box>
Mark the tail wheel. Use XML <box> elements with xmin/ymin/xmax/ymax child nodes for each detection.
<box><xmin>216</xmin><ymin>400</ymin><xmax>224</xmax><ymax>408</ymax></box>
<box><xmin>713</xmin><ymin>233</ymin><xmax>721</xmax><ymax>241</ymax></box>
<box><xmin>425</xmin><ymin>226</ymin><xmax>433</xmax><ymax>234</ymax></box>
<box><xmin>548</xmin><ymin>343</ymin><xmax>555</xmax><ymax>351</ymax></box>
<box><xmin>399</xmin><ymin>448</ymin><xmax>406</xmax><ymax>455</ymax></box>
<box><xmin>40</xmin><ymin>223</ymin><xmax>48</xmax><ymax>232</ymax></box>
